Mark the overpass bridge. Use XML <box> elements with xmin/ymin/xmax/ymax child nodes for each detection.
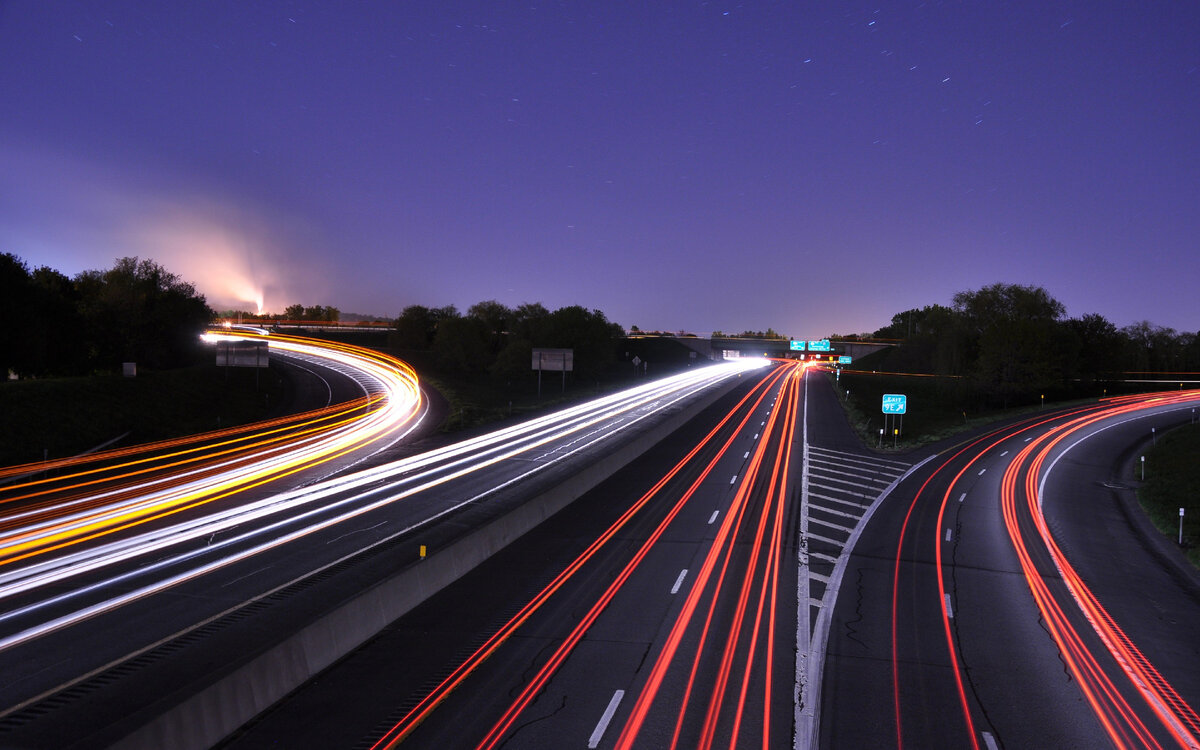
<box><xmin>671</xmin><ymin>336</ymin><xmax>896</xmax><ymax>362</ymax></box>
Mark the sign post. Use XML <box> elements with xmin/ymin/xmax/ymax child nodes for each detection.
<box><xmin>882</xmin><ymin>394</ymin><xmax>907</xmax><ymax>447</ymax></box>
<box><xmin>1181</xmin><ymin>507</ymin><xmax>1186</xmax><ymax>546</ymax></box>
<box><xmin>532</xmin><ymin>348</ymin><xmax>573</xmax><ymax>397</ymax></box>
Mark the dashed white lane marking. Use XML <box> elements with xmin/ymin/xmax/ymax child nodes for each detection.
<box><xmin>753</xmin><ymin>433</ymin><xmax>759</xmax><ymax>439</ymax></box>
<box><xmin>978</xmin><ymin>468</ymin><xmax>987</xmax><ymax>476</ymax></box>
<box><xmin>588</xmin><ymin>690</ymin><xmax>625</xmax><ymax>748</ymax></box>
<box><xmin>945</xmin><ymin>528</ymin><xmax>952</xmax><ymax>542</ymax></box>
<box><xmin>1000</xmin><ymin>450</ymin><xmax>1009</xmax><ymax>457</ymax></box>
<box><xmin>1024</xmin><ymin>437</ymin><xmax>1032</xmax><ymax>442</ymax></box>
<box><xmin>958</xmin><ymin>492</ymin><xmax>967</xmax><ymax>503</ymax></box>
<box><xmin>944</xmin><ymin>594</ymin><xmax>954</xmax><ymax>618</ymax></box>
<box><xmin>730</xmin><ymin>475</ymin><xmax>737</xmax><ymax>485</ymax></box>
<box><xmin>671</xmin><ymin>569</ymin><xmax>688</xmax><ymax>594</ymax></box>
<box><xmin>708</xmin><ymin>510</ymin><xmax>719</xmax><ymax>525</ymax></box>
<box><xmin>743</xmin><ymin>451</ymin><xmax>749</xmax><ymax>459</ymax></box>
<box><xmin>981</xmin><ymin>731</ymin><xmax>999</xmax><ymax>750</ymax></box>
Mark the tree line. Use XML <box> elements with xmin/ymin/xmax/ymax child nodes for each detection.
<box><xmin>217</xmin><ymin>304</ymin><xmax>343</xmax><ymax>322</ymax></box>
<box><xmin>1</xmin><ymin>254</ymin><xmax>213</xmax><ymax>378</ymax></box>
<box><xmin>390</xmin><ymin>301</ymin><xmax>625</xmax><ymax>380</ymax></box>
<box><xmin>870</xmin><ymin>283</ymin><xmax>1200</xmax><ymax>406</ymax></box>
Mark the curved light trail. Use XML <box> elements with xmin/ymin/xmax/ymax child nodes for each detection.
<box><xmin>1002</xmin><ymin>391</ymin><xmax>1200</xmax><ymax>748</ymax></box>
<box><xmin>889</xmin><ymin>389</ymin><xmax>1200</xmax><ymax>750</ymax></box>
<box><xmin>367</xmin><ymin>362</ymin><xmax>792</xmax><ymax>750</ymax></box>
<box><xmin>365</xmin><ymin>360</ymin><xmax>804</xmax><ymax>749</ymax></box>
<box><xmin>0</xmin><ymin>356</ymin><xmax>767</xmax><ymax>657</ymax></box>
<box><xmin>0</xmin><ymin>329</ymin><xmax>426</xmax><ymax>569</ymax></box>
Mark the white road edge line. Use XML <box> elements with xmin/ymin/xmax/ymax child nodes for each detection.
<box><xmin>799</xmin><ymin>435</ymin><xmax>938</xmax><ymax>748</ymax></box>
<box><xmin>588</xmin><ymin>689</ymin><xmax>625</xmax><ymax>748</ymax></box>
<box><xmin>670</xmin><ymin>569</ymin><xmax>688</xmax><ymax>594</ymax></box>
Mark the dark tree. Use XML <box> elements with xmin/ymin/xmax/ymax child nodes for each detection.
<box><xmin>467</xmin><ymin>300</ymin><xmax>512</xmax><ymax>355</ymax></box>
<box><xmin>433</xmin><ymin>311</ymin><xmax>488</xmax><ymax>372</ymax></box>
<box><xmin>952</xmin><ymin>283</ymin><xmax>1068</xmax><ymax>403</ymax></box>
<box><xmin>75</xmin><ymin>257</ymin><xmax>213</xmax><ymax>371</ymax></box>
<box><xmin>1065</xmin><ymin>313</ymin><xmax>1122</xmax><ymax>382</ymax></box>
<box><xmin>391</xmin><ymin>304</ymin><xmax>450</xmax><ymax>350</ymax></box>
<box><xmin>0</xmin><ymin>253</ymin><xmax>37</xmax><ymax>377</ymax></box>
<box><xmin>28</xmin><ymin>265</ymin><xmax>86</xmax><ymax>375</ymax></box>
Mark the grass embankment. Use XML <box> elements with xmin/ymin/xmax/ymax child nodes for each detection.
<box><xmin>1139</xmin><ymin>424</ymin><xmax>1200</xmax><ymax>568</ymax></box>
<box><xmin>0</xmin><ymin>364</ymin><xmax>282</xmax><ymax>467</ymax></box>
<box><xmin>829</xmin><ymin>369</ymin><xmax>1078</xmax><ymax>451</ymax></box>
<box><xmin>391</xmin><ymin>336</ymin><xmax>701</xmax><ymax>432</ymax></box>
<box><xmin>831</xmin><ymin>348</ymin><xmax>1183</xmax><ymax>452</ymax></box>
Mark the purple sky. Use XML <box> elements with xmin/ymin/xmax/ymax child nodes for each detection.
<box><xmin>2</xmin><ymin>2</ymin><xmax>1197</xmax><ymax>337</ymax></box>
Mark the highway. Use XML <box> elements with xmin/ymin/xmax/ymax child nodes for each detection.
<box><xmin>821</xmin><ymin>389</ymin><xmax>1200</xmax><ymax>749</ymax></box>
<box><xmin>2</xmin><ymin>337</ymin><xmax>1197</xmax><ymax>749</ymax></box>
<box><xmin>225</xmin><ymin>359</ymin><xmax>809</xmax><ymax>749</ymax></box>
<box><xmin>223</xmin><ymin>373</ymin><xmax>1200</xmax><ymax>750</ymax></box>
<box><xmin>0</xmin><ymin>343</ymin><xmax>766</xmax><ymax>748</ymax></box>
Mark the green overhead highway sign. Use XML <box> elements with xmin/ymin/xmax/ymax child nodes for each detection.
<box><xmin>838</xmin><ymin>355</ymin><xmax>852</xmax><ymax>364</ymax></box>
<box><xmin>789</xmin><ymin>340</ymin><xmax>805</xmax><ymax>351</ymax></box>
<box><xmin>808</xmin><ymin>339</ymin><xmax>831</xmax><ymax>352</ymax></box>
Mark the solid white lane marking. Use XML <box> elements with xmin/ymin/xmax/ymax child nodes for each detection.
<box><xmin>807</xmin><ymin>531</ymin><xmax>848</xmax><ymax>546</ymax></box>
<box><xmin>958</xmin><ymin>492</ymin><xmax>967</xmax><ymax>503</ymax></box>
<box><xmin>808</xmin><ymin>445</ymin><xmax>911</xmax><ymax>468</ymax></box>
<box><xmin>1000</xmin><ymin>450</ymin><xmax>1009</xmax><ymax>457</ymax></box>
<box><xmin>730</xmin><ymin>475</ymin><xmax>737</xmax><ymax>484</ymax></box>
<box><xmin>813</xmin><ymin>506</ymin><xmax>862</xmax><ymax>522</ymax></box>
<box><xmin>671</xmin><ymin>569</ymin><xmax>688</xmax><ymax>594</ymax></box>
<box><xmin>809</xmin><ymin>516</ymin><xmax>855</xmax><ymax>534</ymax></box>
<box><xmin>945</xmin><ymin>529</ymin><xmax>952</xmax><ymax>542</ymax></box>
<box><xmin>944</xmin><ymin>594</ymin><xmax>954</xmax><ymax>618</ymax></box>
<box><xmin>708</xmin><ymin>510</ymin><xmax>719</xmax><ymax>525</ymax></box>
<box><xmin>588</xmin><ymin>689</ymin><xmax>625</xmax><ymax>748</ymax></box>
<box><xmin>808</xmin><ymin>493</ymin><xmax>871</xmax><ymax>510</ymax></box>
<box><xmin>981</xmin><ymin>731</ymin><xmax>999</xmax><ymax>750</ymax></box>
<box><xmin>978</xmin><ymin>468</ymin><xmax>987</xmax><ymax>476</ymax></box>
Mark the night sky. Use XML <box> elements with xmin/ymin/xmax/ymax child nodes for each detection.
<box><xmin>2</xmin><ymin>2</ymin><xmax>1197</xmax><ymax>337</ymax></box>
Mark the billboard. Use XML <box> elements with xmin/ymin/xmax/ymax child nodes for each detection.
<box><xmin>216</xmin><ymin>340</ymin><xmax>269</xmax><ymax>368</ymax></box>
<box><xmin>532</xmin><ymin>348</ymin><xmax>574</xmax><ymax>372</ymax></box>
